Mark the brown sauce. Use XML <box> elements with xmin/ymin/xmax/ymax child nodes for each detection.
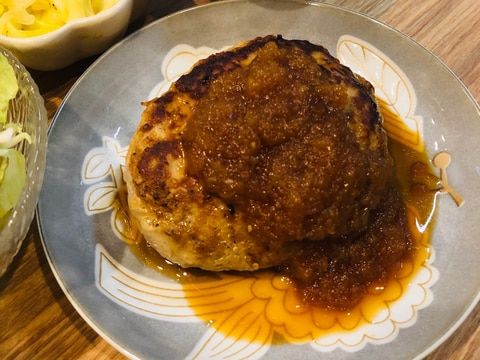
<box><xmin>182</xmin><ymin>41</ymin><xmax>393</xmax><ymax>247</ymax></box>
<box><xmin>128</xmin><ymin>118</ymin><xmax>438</xmax><ymax>342</ymax></box>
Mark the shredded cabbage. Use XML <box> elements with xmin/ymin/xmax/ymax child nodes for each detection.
<box><xmin>0</xmin><ymin>0</ymin><xmax>119</xmax><ymax>38</ymax></box>
<box><xmin>0</xmin><ymin>52</ymin><xmax>31</xmax><ymax>219</ymax></box>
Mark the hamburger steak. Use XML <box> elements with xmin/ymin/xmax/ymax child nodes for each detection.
<box><xmin>124</xmin><ymin>35</ymin><xmax>394</xmax><ymax>272</ymax></box>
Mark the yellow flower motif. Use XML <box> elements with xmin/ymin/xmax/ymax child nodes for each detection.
<box><xmin>177</xmin><ymin>205</ymin><xmax>432</xmax><ymax>353</ymax></box>
<box><xmin>94</xmin><ymin>205</ymin><xmax>434</xmax><ymax>358</ymax></box>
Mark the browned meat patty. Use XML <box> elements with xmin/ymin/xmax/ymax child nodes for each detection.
<box><xmin>124</xmin><ymin>35</ymin><xmax>393</xmax><ymax>271</ymax></box>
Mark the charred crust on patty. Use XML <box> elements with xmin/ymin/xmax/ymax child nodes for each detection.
<box><xmin>125</xmin><ymin>35</ymin><xmax>394</xmax><ymax>271</ymax></box>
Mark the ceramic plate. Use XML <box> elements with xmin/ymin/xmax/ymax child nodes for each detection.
<box><xmin>38</xmin><ymin>1</ymin><xmax>480</xmax><ymax>359</ymax></box>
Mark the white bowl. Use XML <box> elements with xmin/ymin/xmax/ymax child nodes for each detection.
<box><xmin>0</xmin><ymin>0</ymin><xmax>150</xmax><ymax>71</ymax></box>
<box><xmin>0</xmin><ymin>46</ymin><xmax>48</xmax><ymax>277</ymax></box>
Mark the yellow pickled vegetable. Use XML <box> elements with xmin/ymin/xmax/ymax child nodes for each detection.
<box><xmin>0</xmin><ymin>0</ymin><xmax>119</xmax><ymax>37</ymax></box>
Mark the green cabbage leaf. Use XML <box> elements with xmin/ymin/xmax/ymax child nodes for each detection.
<box><xmin>0</xmin><ymin>53</ymin><xmax>31</xmax><ymax>219</ymax></box>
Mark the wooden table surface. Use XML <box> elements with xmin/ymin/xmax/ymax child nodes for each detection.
<box><xmin>1</xmin><ymin>0</ymin><xmax>479</xmax><ymax>359</ymax></box>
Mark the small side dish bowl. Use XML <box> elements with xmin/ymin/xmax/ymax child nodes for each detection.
<box><xmin>0</xmin><ymin>46</ymin><xmax>47</xmax><ymax>277</ymax></box>
<box><xmin>0</xmin><ymin>0</ymin><xmax>150</xmax><ymax>71</ymax></box>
